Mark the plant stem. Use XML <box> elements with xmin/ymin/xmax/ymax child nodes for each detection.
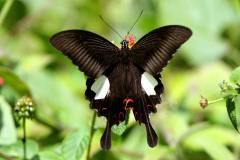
<box><xmin>208</xmin><ymin>97</ymin><xmax>224</xmax><ymax>104</ymax></box>
<box><xmin>22</xmin><ymin>117</ymin><xmax>27</xmax><ymax>160</ymax></box>
<box><xmin>86</xmin><ymin>111</ymin><xmax>97</xmax><ymax>160</ymax></box>
<box><xmin>0</xmin><ymin>0</ymin><xmax>14</xmax><ymax>26</ymax></box>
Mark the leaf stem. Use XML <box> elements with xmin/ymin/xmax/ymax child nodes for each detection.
<box><xmin>0</xmin><ymin>0</ymin><xmax>14</xmax><ymax>26</ymax></box>
<box><xmin>86</xmin><ymin>111</ymin><xmax>97</xmax><ymax>160</ymax></box>
<box><xmin>22</xmin><ymin>117</ymin><xmax>27</xmax><ymax>160</ymax></box>
<box><xmin>208</xmin><ymin>97</ymin><xmax>224</xmax><ymax>104</ymax></box>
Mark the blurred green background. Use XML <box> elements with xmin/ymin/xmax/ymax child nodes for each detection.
<box><xmin>0</xmin><ymin>0</ymin><xmax>240</xmax><ymax>160</ymax></box>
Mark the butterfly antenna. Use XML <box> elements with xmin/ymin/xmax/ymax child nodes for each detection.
<box><xmin>127</xmin><ymin>10</ymin><xmax>143</xmax><ymax>35</ymax></box>
<box><xmin>99</xmin><ymin>15</ymin><xmax>123</xmax><ymax>40</ymax></box>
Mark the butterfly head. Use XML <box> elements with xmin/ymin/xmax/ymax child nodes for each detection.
<box><xmin>121</xmin><ymin>34</ymin><xmax>135</xmax><ymax>49</ymax></box>
<box><xmin>120</xmin><ymin>40</ymin><xmax>129</xmax><ymax>49</ymax></box>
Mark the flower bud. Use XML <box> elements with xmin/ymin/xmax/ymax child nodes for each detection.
<box><xmin>15</xmin><ymin>96</ymin><xmax>35</xmax><ymax>119</ymax></box>
<box><xmin>200</xmin><ymin>96</ymin><xmax>208</xmax><ymax>109</ymax></box>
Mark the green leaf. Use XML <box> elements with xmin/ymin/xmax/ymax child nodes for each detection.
<box><xmin>24</xmin><ymin>71</ymin><xmax>90</xmax><ymax>129</ymax></box>
<box><xmin>0</xmin><ymin>139</ymin><xmax>39</xmax><ymax>159</ymax></box>
<box><xmin>0</xmin><ymin>67</ymin><xmax>31</xmax><ymax>96</ymax></box>
<box><xmin>226</xmin><ymin>95</ymin><xmax>240</xmax><ymax>132</ymax></box>
<box><xmin>2</xmin><ymin>0</ymin><xmax>27</xmax><ymax>31</ymax></box>
<box><xmin>92</xmin><ymin>150</ymin><xmax>120</xmax><ymax>160</ymax></box>
<box><xmin>39</xmin><ymin>151</ymin><xmax>62</xmax><ymax>160</ymax></box>
<box><xmin>218</xmin><ymin>80</ymin><xmax>238</xmax><ymax>97</ymax></box>
<box><xmin>160</xmin><ymin>0</ymin><xmax>237</xmax><ymax>65</ymax></box>
<box><xmin>112</xmin><ymin>122</ymin><xmax>127</xmax><ymax>136</ymax></box>
<box><xmin>19</xmin><ymin>54</ymin><xmax>53</xmax><ymax>73</ymax></box>
<box><xmin>183</xmin><ymin>126</ymin><xmax>237</xmax><ymax>160</ymax></box>
<box><xmin>15</xmin><ymin>140</ymin><xmax>39</xmax><ymax>159</ymax></box>
<box><xmin>111</xmin><ymin>111</ymin><xmax>130</xmax><ymax>136</ymax></box>
<box><xmin>230</xmin><ymin>66</ymin><xmax>240</xmax><ymax>85</ymax></box>
<box><xmin>61</xmin><ymin>130</ymin><xmax>89</xmax><ymax>160</ymax></box>
<box><xmin>0</xmin><ymin>96</ymin><xmax>17</xmax><ymax>145</ymax></box>
<box><xmin>201</xmin><ymin>140</ymin><xmax>235</xmax><ymax>160</ymax></box>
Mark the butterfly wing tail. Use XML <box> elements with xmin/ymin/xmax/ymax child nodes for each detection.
<box><xmin>145</xmin><ymin>115</ymin><xmax>158</xmax><ymax>147</ymax></box>
<box><xmin>132</xmin><ymin>95</ymin><xmax>159</xmax><ymax>147</ymax></box>
<box><xmin>100</xmin><ymin>119</ymin><xmax>112</xmax><ymax>149</ymax></box>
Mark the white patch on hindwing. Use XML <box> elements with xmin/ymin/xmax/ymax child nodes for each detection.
<box><xmin>91</xmin><ymin>75</ymin><xmax>110</xmax><ymax>99</ymax></box>
<box><xmin>141</xmin><ymin>72</ymin><xmax>158</xmax><ymax>95</ymax></box>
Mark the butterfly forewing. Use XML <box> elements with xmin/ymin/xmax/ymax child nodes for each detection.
<box><xmin>131</xmin><ymin>25</ymin><xmax>192</xmax><ymax>75</ymax></box>
<box><xmin>50</xmin><ymin>30</ymin><xmax>119</xmax><ymax>78</ymax></box>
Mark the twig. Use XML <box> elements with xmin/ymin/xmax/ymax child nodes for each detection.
<box><xmin>86</xmin><ymin>111</ymin><xmax>97</xmax><ymax>160</ymax></box>
<box><xmin>0</xmin><ymin>0</ymin><xmax>14</xmax><ymax>26</ymax></box>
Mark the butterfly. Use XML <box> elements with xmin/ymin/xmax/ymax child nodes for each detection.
<box><xmin>50</xmin><ymin>25</ymin><xmax>192</xmax><ymax>149</ymax></box>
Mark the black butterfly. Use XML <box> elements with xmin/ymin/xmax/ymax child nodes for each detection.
<box><xmin>50</xmin><ymin>25</ymin><xmax>192</xmax><ymax>149</ymax></box>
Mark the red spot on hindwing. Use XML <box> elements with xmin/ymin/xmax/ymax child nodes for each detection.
<box><xmin>123</xmin><ymin>98</ymin><xmax>134</xmax><ymax>110</ymax></box>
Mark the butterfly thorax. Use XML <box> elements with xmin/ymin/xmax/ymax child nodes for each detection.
<box><xmin>108</xmin><ymin>62</ymin><xmax>142</xmax><ymax>98</ymax></box>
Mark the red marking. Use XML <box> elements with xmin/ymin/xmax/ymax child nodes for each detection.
<box><xmin>118</xmin><ymin>112</ymin><xmax>124</xmax><ymax>121</ymax></box>
<box><xmin>123</xmin><ymin>98</ymin><xmax>134</xmax><ymax>110</ymax></box>
<box><xmin>123</xmin><ymin>98</ymin><xmax>134</xmax><ymax>105</ymax></box>
<box><xmin>0</xmin><ymin>77</ymin><xmax>4</xmax><ymax>86</ymax></box>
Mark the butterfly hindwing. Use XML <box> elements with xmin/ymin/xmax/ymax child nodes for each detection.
<box><xmin>131</xmin><ymin>25</ymin><xmax>192</xmax><ymax>75</ymax></box>
<box><xmin>50</xmin><ymin>30</ymin><xmax>119</xmax><ymax>78</ymax></box>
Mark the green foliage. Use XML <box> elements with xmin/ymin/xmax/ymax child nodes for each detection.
<box><xmin>226</xmin><ymin>96</ymin><xmax>240</xmax><ymax>132</ymax></box>
<box><xmin>230</xmin><ymin>66</ymin><xmax>240</xmax><ymax>85</ymax></box>
<box><xmin>111</xmin><ymin>122</ymin><xmax>127</xmax><ymax>136</ymax></box>
<box><xmin>0</xmin><ymin>96</ymin><xmax>17</xmax><ymax>145</ymax></box>
<box><xmin>160</xmin><ymin>0</ymin><xmax>236</xmax><ymax>65</ymax></box>
<box><xmin>38</xmin><ymin>151</ymin><xmax>62</xmax><ymax>160</ymax></box>
<box><xmin>0</xmin><ymin>67</ymin><xmax>31</xmax><ymax>96</ymax></box>
<box><xmin>223</xmin><ymin>67</ymin><xmax>240</xmax><ymax>132</ymax></box>
<box><xmin>112</xmin><ymin>111</ymin><xmax>130</xmax><ymax>135</ymax></box>
<box><xmin>0</xmin><ymin>139</ymin><xmax>39</xmax><ymax>159</ymax></box>
<box><xmin>61</xmin><ymin>130</ymin><xmax>89</xmax><ymax>160</ymax></box>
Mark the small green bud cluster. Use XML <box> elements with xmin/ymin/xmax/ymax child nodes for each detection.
<box><xmin>15</xmin><ymin>96</ymin><xmax>35</xmax><ymax>119</ymax></box>
<box><xmin>218</xmin><ymin>80</ymin><xmax>239</xmax><ymax>97</ymax></box>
